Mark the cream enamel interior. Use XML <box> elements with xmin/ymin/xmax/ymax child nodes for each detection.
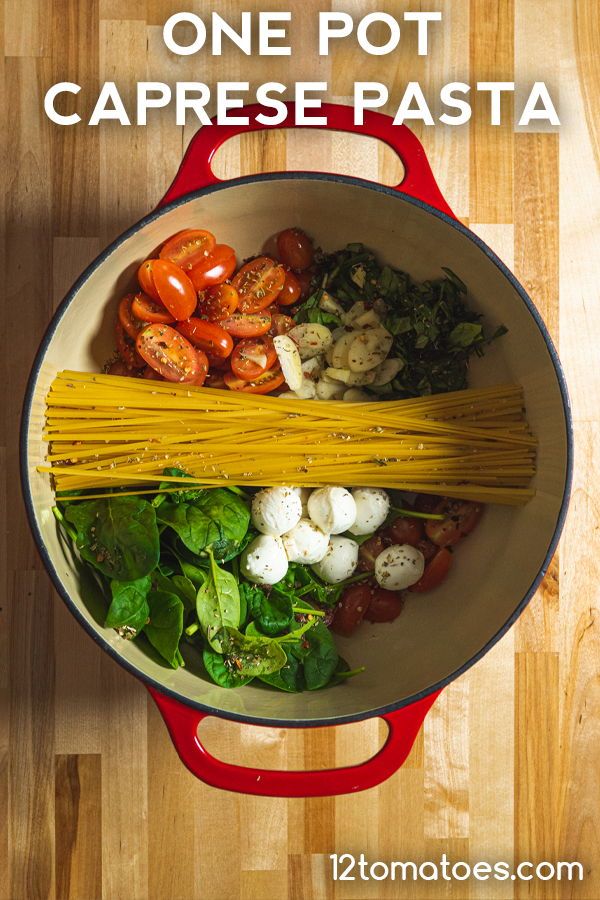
<box><xmin>23</xmin><ymin>177</ymin><xmax>569</xmax><ymax>723</ymax></box>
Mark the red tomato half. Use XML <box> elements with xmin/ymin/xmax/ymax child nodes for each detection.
<box><xmin>276</xmin><ymin>228</ymin><xmax>314</xmax><ymax>271</ymax></box>
<box><xmin>138</xmin><ymin>259</ymin><xmax>196</xmax><ymax>320</ymax></box>
<box><xmin>357</xmin><ymin>535</ymin><xmax>387</xmax><ymax>572</ymax></box>
<box><xmin>136</xmin><ymin>324</ymin><xmax>201</xmax><ymax>383</ymax></box>
<box><xmin>115</xmin><ymin>322</ymin><xmax>145</xmax><ymax>369</ymax></box>
<box><xmin>220</xmin><ymin>311</ymin><xmax>272</xmax><ymax>338</ymax></box>
<box><xmin>268</xmin><ymin>313</ymin><xmax>295</xmax><ymax>336</ymax></box>
<box><xmin>230</xmin><ymin>337</ymin><xmax>277</xmax><ymax>382</ymax></box>
<box><xmin>189</xmin><ymin>245</ymin><xmax>236</xmax><ymax>292</ymax></box>
<box><xmin>331</xmin><ymin>583</ymin><xmax>372</xmax><ymax>637</ymax></box>
<box><xmin>159</xmin><ymin>229</ymin><xmax>215</xmax><ymax>271</ymax></box>
<box><xmin>409</xmin><ymin>548</ymin><xmax>453</xmax><ymax>593</ymax></box>
<box><xmin>277</xmin><ymin>270</ymin><xmax>302</xmax><ymax>306</ymax></box>
<box><xmin>131</xmin><ymin>292</ymin><xmax>174</xmax><ymax>325</ymax></box>
<box><xmin>295</xmin><ymin>268</ymin><xmax>315</xmax><ymax>299</ymax></box>
<box><xmin>365</xmin><ymin>588</ymin><xmax>404</xmax><ymax>623</ymax></box>
<box><xmin>141</xmin><ymin>365</ymin><xmax>164</xmax><ymax>381</ymax></box>
<box><xmin>107</xmin><ymin>359</ymin><xmax>132</xmax><ymax>377</ymax></box>
<box><xmin>197</xmin><ymin>283</ymin><xmax>239</xmax><ymax>321</ymax></box>
<box><xmin>176</xmin><ymin>318</ymin><xmax>233</xmax><ymax>359</ymax></box>
<box><xmin>232</xmin><ymin>257</ymin><xmax>286</xmax><ymax>313</ymax></box>
<box><xmin>425</xmin><ymin>500</ymin><xmax>484</xmax><ymax>547</ymax></box>
<box><xmin>380</xmin><ymin>516</ymin><xmax>424</xmax><ymax>548</ymax></box>
<box><xmin>118</xmin><ymin>295</ymin><xmax>146</xmax><ymax>339</ymax></box>
<box><xmin>223</xmin><ymin>366</ymin><xmax>285</xmax><ymax>394</ymax></box>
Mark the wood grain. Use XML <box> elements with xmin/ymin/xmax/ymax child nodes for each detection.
<box><xmin>1</xmin><ymin>2</ymin><xmax>599</xmax><ymax>898</ymax></box>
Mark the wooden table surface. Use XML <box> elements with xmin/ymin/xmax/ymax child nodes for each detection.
<box><xmin>2</xmin><ymin>2</ymin><xmax>599</xmax><ymax>898</ymax></box>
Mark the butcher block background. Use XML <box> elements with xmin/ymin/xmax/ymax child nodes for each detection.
<box><xmin>2</xmin><ymin>1</ymin><xmax>599</xmax><ymax>898</ymax></box>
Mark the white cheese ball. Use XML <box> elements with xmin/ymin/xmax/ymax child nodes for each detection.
<box><xmin>240</xmin><ymin>535</ymin><xmax>289</xmax><ymax>585</ymax></box>
<box><xmin>282</xmin><ymin>518</ymin><xmax>330</xmax><ymax>564</ymax></box>
<box><xmin>311</xmin><ymin>536</ymin><xmax>359</xmax><ymax>584</ymax></box>
<box><xmin>307</xmin><ymin>487</ymin><xmax>357</xmax><ymax>534</ymax></box>
<box><xmin>291</xmin><ymin>486</ymin><xmax>311</xmax><ymax>516</ymax></box>
<box><xmin>348</xmin><ymin>487</ymin><xmax>391</xmax><ymax>536</ymax></box>
<box><xmin>374</xmin><ymin>544</ymin><xmax>425</xmax><ymax>591</ymax></box>
<box><xmin>251</xmin><ymin>486</ymin><xmax>302</xmax><ymax>536</ymax></box>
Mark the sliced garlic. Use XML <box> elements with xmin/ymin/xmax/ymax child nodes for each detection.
<box><xmin>316</xmin><ymin>378</ymin><xmax>345</xmax><ymax>400</ymax></box>
<box><xmin>288</xmin><ymin>323</ymin><xmax>333</xmax><ymax>360</ymax></box>
<box><xmin>273</xmin><ymin>335</ymin><xmax>303</xmax><ymax>391</ymax></box>
<box><xmin>372</xmin><ymin>357</ymin><xmax>404</xmax><ymax>386</ymax></box>
<box><xmin>342</xmin><ymin>301</ymin><xmax>366</xmax><ymax>326</ymax></box>
<box><xmin>301</xmin><ymin>357</ymin><xmax>322</xmax><ymax>381</ymax></box>
<box><xmin>325</xmin><ymin>367</ymin><xmax>376</xmax><ymax>386</ymax></box>
<box><xmin>295</xmin><ymin>378</ymin><xmax>317</xmax><ymax>399</ymax></box>
<box><xmin>347</xmin><ymin>327</ymin><xmax>393</xmax><ymax>373</ymax></box>
<box><xmin>319</xmin><ymin>292</ymin><xmax>345</xmax><ymax>318</ymax></box>
<box><xmin>353</xmin><ymin>309</ymin><xmax>381</xmax><ymax>329</ymax></box>
<box><xmin>343</xmin><ymin>388</ymin><xmax>371</xmax><ymax>402</ymax></box>
<box><xmin>331</xmin><ymin>332</ymin><xmax>356</xmax><ymax>368</ymax></box>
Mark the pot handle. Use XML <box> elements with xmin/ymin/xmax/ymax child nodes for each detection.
<box><xmin>159</xmin><ymin>102</ymin><xmax>455</xmax><ymax>218</ymax></box>
<box><xmin>148</xmin><ymin>685</ymin><xmax>440</xmax><ymax>797</ymax></box>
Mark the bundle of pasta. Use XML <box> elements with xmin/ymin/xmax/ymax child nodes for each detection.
<box><xmin>40</xmin><ymin>371</ymin><xmax>537</xmax><ymax>505</ymax></box>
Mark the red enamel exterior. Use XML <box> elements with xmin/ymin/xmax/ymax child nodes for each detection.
<box><xmin>150</xmin><ymin>101</ymin><xmax>452</xmax><ymax>796</ymax></box>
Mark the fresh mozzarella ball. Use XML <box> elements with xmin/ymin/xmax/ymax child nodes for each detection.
<box><xmin>311</xmin><ymin>536</ymin><xmax>359</xmax><ymax>584</ymax></box>
<box><xmin>291</xmin><ymin>487</ymin><xmax>311</xmax><ymax>516</ymax></box>
<box><xmin>251</xmin><ymin>486</ymin><xmax>302</xmax><ymax>536</ymax></box>
<box><xmin>348</xmin><ymin>488</ymin><xmax>391</xmax><ymax>535</ymax></box>
<box><xmin>241</xmin><ymin>535</ymin><xmax>289</xmax><ymax>585</ymax></box>
<box><xmin>307</xmin><ymin>487</ymin><xmax>357</xmax><ymax>534</ymax></box>
<box><xmin>282</xmin><ymin>518</ymin><xmax>330</xmax><ymax>564</ymax></box>
<box><xmin>374</xmin><ymin>544</ymin><xmax>425</xmax><ymax>590</ymax></box>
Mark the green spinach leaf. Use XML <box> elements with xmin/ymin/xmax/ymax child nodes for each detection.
<box><xmin>106</xmin><ymin>575</ymin><xmax>151</xmax><ymax>636</ymax></box>
<box><xmin>218</xmin><ymin>627</ymin><xmax>287</xmax><ymax>678</ymax></box>
<box><xmin>243</xmin><ymin>583</ymin><xmax>294</xmax><ymax>636</ymax></box>
<box><xmin>259</xmin><ymin>647</ymin><xmax>304</xmax><ymax>692</ymax></box>
<box><xmin>291</xmin><ymin>621</ymin><xmax>339</xmax><ymax>690</ymax></box>
<box><xmin>157</xmin><ymin>488</ymin><xmax>249</xmax><ymax>559</ymax></box>
<box><xmin>196</xmin><ymin>550</ymin><xmax>240</xmax><ymax>651</ymax></box>
<box><xmin>145</xmin><ymin>590</ymin><xmax>184</xmax><ymax>668</ymax></box>
<box><xmin>65</xmin><ymin>497</ymin><xmax>160</xmax><ymax>581</ymax></box>
<box><xmin>202</xmin><ymin>648</ymin><xmax>254</xmax><ymax>688</ymax></box>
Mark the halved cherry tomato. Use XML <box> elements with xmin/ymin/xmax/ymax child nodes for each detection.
<box><xmin>107</xmin><ymin>359</ymin><xmax>132</xmax><ymax>377</ymax></box>
<box><xmin>141</xmin><ymin>365</ymin><xmax>164</xmax><ymax>381</ymax></box>
<box><xmin>415</xmin><ymin>537</ymin><xmax>438</xmax><ymax>563</ymax></box>
<box><xmin>115</xmin><ymin>322</ymin><xmax>145</xmax><ymax>369</ymax></box>
<box><xmin>365</xmin><ymin>588</ymin><xmax>404</xmax><ymax>623</ymax></box>
<box><xmin>277</xmin><ymin>270</ymin><xmax>302</xmax><ymax>306</ymax></box>
<box><xmin>409</xmin><ymin>548</ymin><xmax>453</xmax><ymax>593</ymax></box>
<box><xmin>276</xmin><ymin>228</ymin><xmax>314</xmax><ymax>271</ymax></box>
<box><xmin>159</xmin><ymin>229</ymin><xmax>215</xmax><ymax>271</ymax></box>
<box><xmin>425</xmin><ymin>500</ymin><xmax>484</xmax><ymax>547</ymax></box>
<box><xmin>118</xmin><ymin>295</ymin><xmax>146</xmax><ymax>339</ymax></box>
<box><xmin>296</xmin><ymin>268</ymin><xmax>315</xmax><ymax>299</ymax></box>
<box><xmin>138</xmin><ymin>259</ymin><xmax>196</xmax><ymax>320</ymax></box>
<box><xmin>205</xmin><ymin>372</ymin><xmax>227</xmax><ymax>389</ymax></box>
<box><xmin>205</xmin><ymin>352</ymin><xmax>230</xmax><ymax>371</ymax></box>
<box><xmin>331</xmin><ymin>583</ymin><xmax>372</xmax><ymax>637</ymax></box>
<box><xmin>197</xmin><ymin>283</ymin><xmax>239</xmax><ymax>321</ymax></box>
<box><xmin>232</xmin><ymin>257</ymin><xmax>286</xmax><ymax>313</ymax></box>
<box><xmin>223</xmin><ymin>366</ymin><xmax>285</xmax><ymax>394</ymax></box>
<box><xmin>192</xmin><ymin>349</ymin><xmax>209</xmax><ymax>387</ymax></box>
<box><xmin>230</xmin><ymin>337</ymin><xmax>277</xmax><ymax>382</ymax></box>
<box><xmin>131</xmin><ymin>291</ymin><xmax>175</xmax><ymax>325</ymax></box>
<box><xmin>357</xmin><ymin>535</ymin><xmax>387</xmax><ymax>572</ymax></box>
<box><xmin>136</xmin><ymin>324</ymin><xmax>201</xmax><ymax>383</ymax></box>
<box><xmin>380</xmin><ymin>516</ymin><xmax>424</xmax><ymax>548</ymax></box>
<box><xmin>189</xmin><ymin>244</ymin><xmax>236</xmax><ymax>292</ymax></box>
<box><xmin>269</xmin><ymin>313</ymin><xmax>295</xmax><ymax>336</ymax></box>
<box><xmin>176</xmin><ymin>318</ymin><xmax>233</xmax><ymax>359</ymax></box>
<box><xmin>220</xmin><ymin>311</ymin><xmax>272</xmax><ymax>338</ymax></box>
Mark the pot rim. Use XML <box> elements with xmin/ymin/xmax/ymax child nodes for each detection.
<box><xmin>19</xmin><ymin>171</ymin><xmax>574</xmax><ymax>728</ymax></box>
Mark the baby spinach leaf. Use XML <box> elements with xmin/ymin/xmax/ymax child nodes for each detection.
<box><xmin>145</xmin><ymin>590</ymin><xmax>184</xmax><ymax>668</ymax></box>
<box><xmin>218</xmin><ymin>627</ymin><xmax>287</xmax><ymax>677</ymax></box>
<box><xmin>202</xmin><ymin>648</ymin><xmax>254</xmax><ymax>688</ymax></box>
<box><xmin>154</xmin><ymin>572</ymin><xmax>196</xmax><ymax>612</ymax></box>
<box><xmin>156</xmin><ymin>467</ymin><xmax>206</xmax><ymax>504</ymax></box>
<box><xmin>243</xmin><ymin>583</ymin><xmax>294</xmax><ymax>636</ymax></box>
<box><xmin>448</xmin><ymin>322</ymin><xmax>483</xmax><ymax>348</ymax></box>
<box><xmin>106</xmin><ymin>575</ymin><xmax>151</xmax><ymax>636</ymax></box>
<box><xmin>291</xmin><ymin>621</ymin><xmax>339</xmax><ymax>690</ymax></box>
<box><xmin>157</xmin><ymin>488</ymin><xmax>250</xmax><ymax>559</ymax></box>
<box><xmin>65</xmin><ymin>497</ymin><xmax>160</xmax><ymax>581</ymax></box>
<box><xmin>196</xmin><ymin>550</ymin><xmax>240</xmax><ymax>651</ymax></box>
<box><xmin>259</xmin><ymin>648</ymin><xmax>304</xmax><ymax>693</ymax></box>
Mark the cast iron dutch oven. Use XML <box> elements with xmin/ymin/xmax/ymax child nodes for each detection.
<box><xmin>21</xmin><ymin>104</ymin><xmax>572</xmax><ymax>796</ymax></box>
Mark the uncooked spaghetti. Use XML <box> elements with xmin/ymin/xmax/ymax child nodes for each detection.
<box><xmin>39</xmin><ymin>371</ymin><xmax>537</xmax><ymax>504</ymax></box>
